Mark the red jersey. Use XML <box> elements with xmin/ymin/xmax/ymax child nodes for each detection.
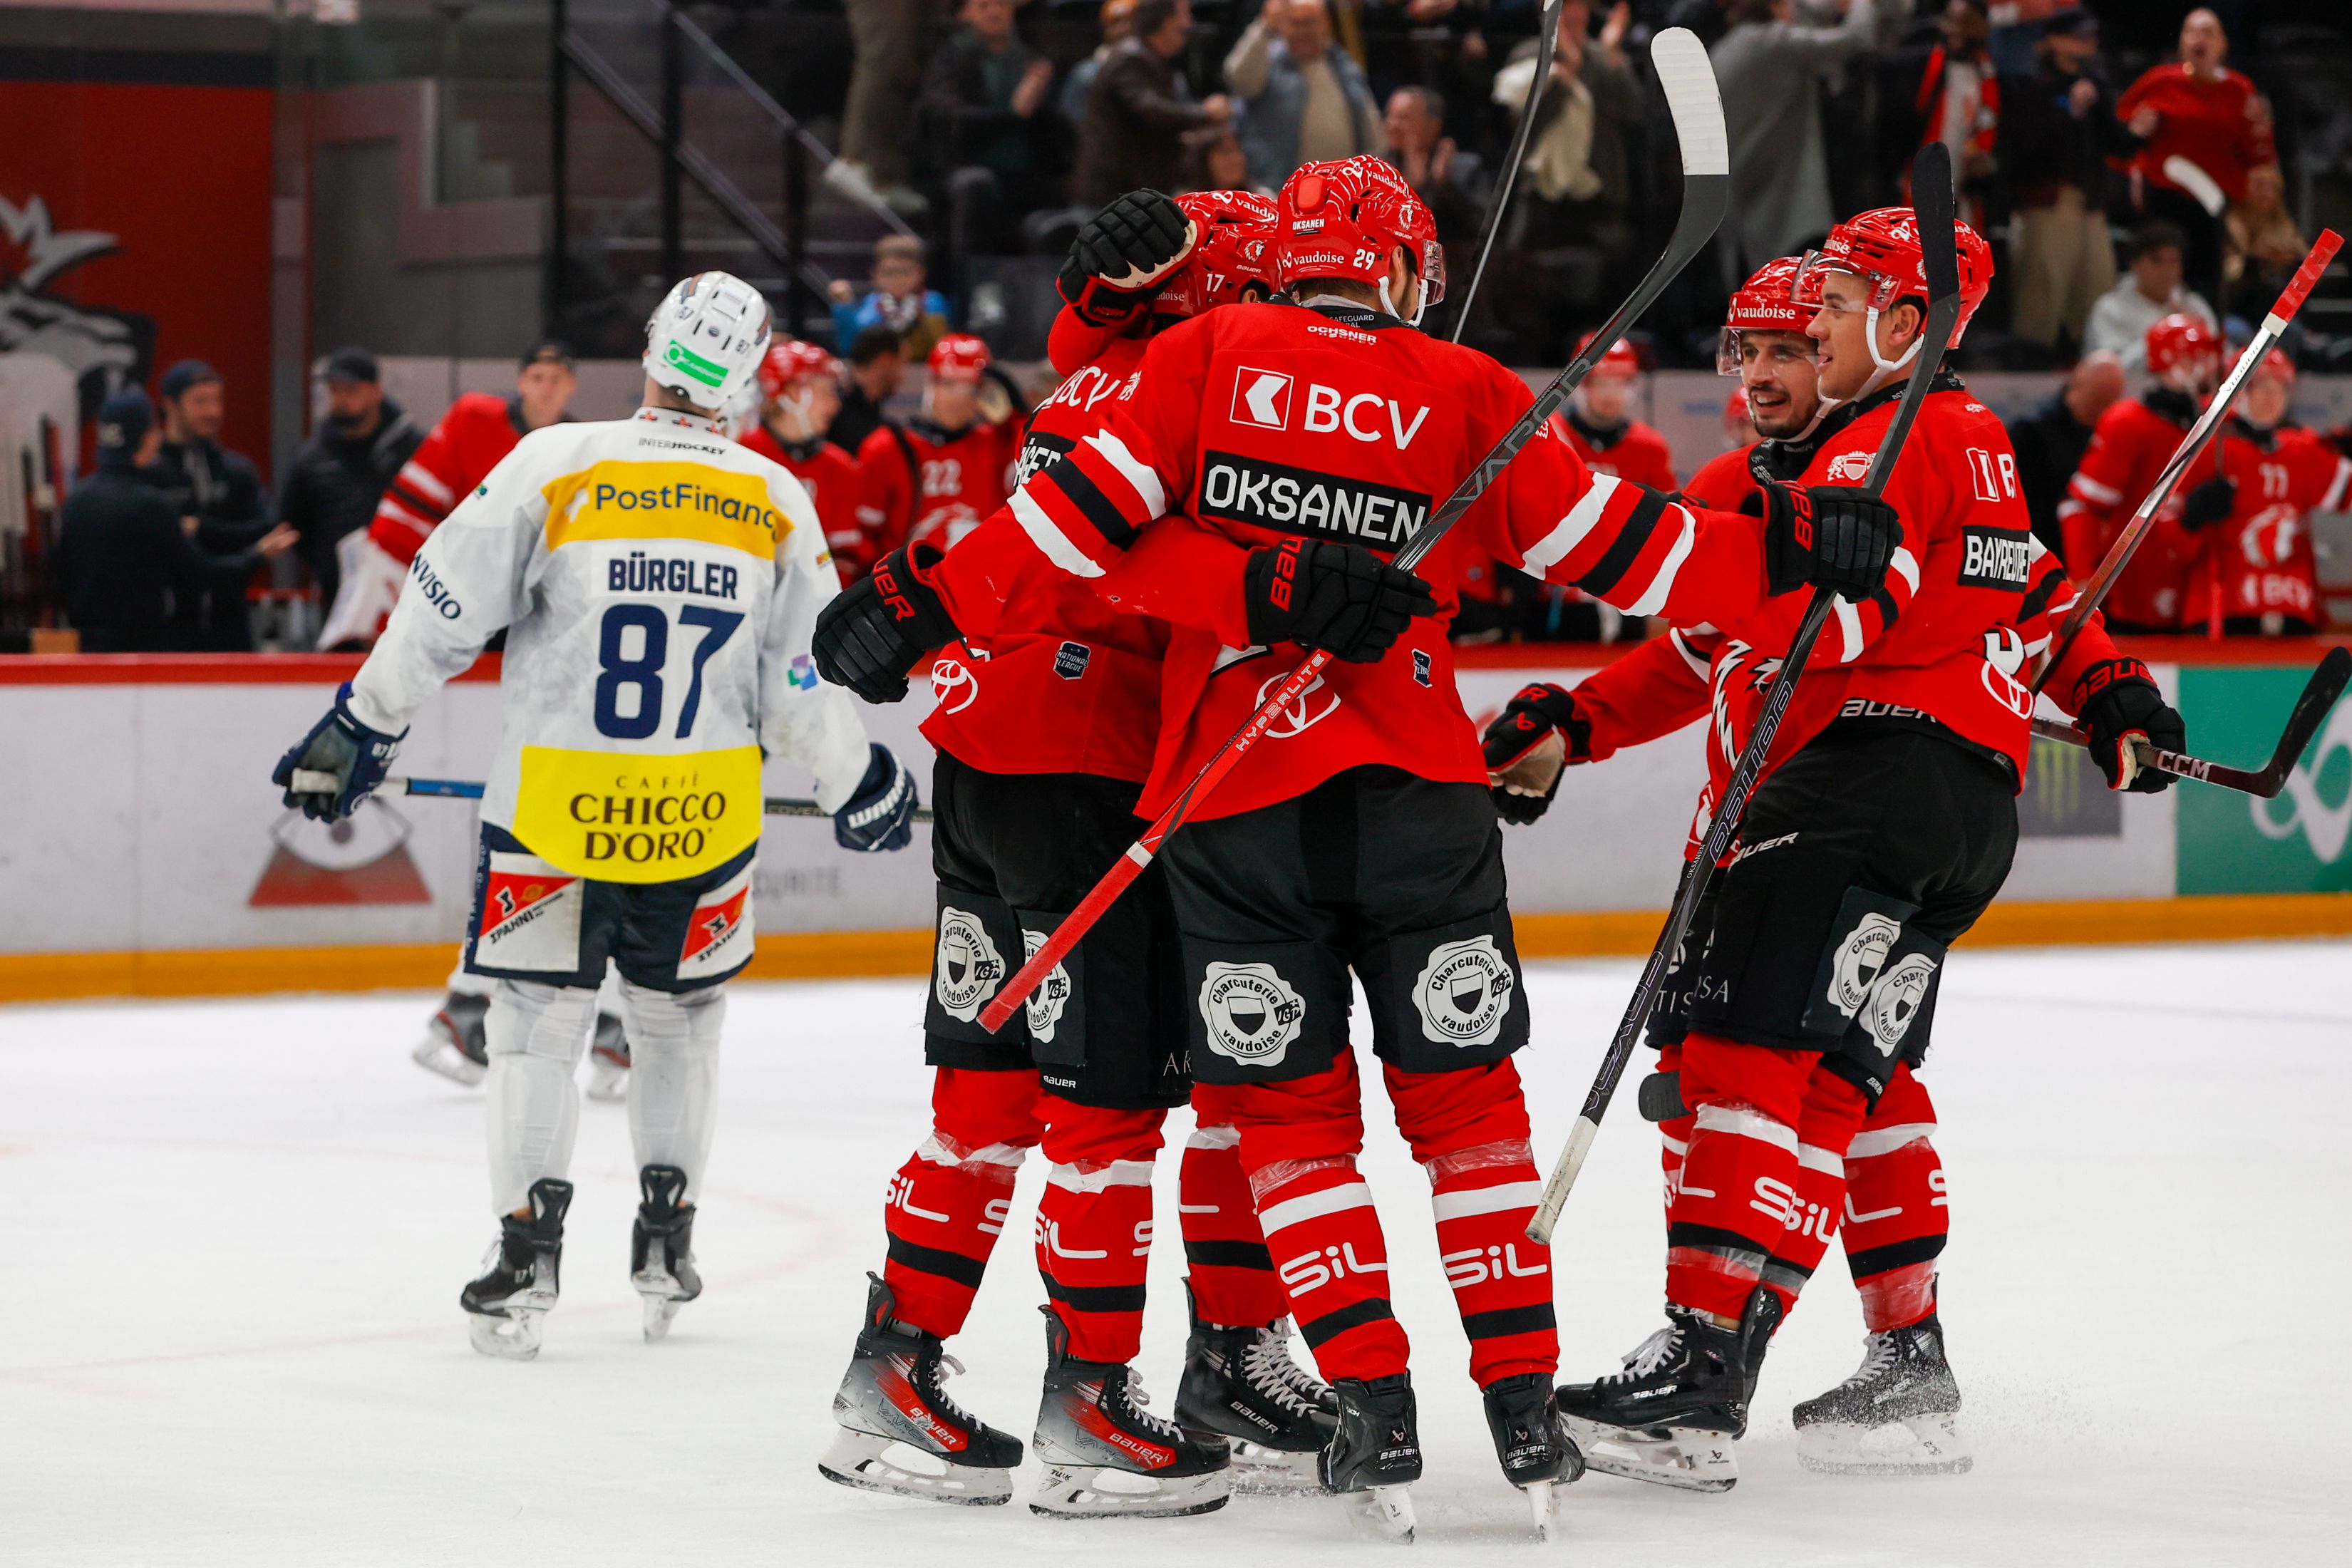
<box><xmin>741</xmin><ymin>425</ymin><xmax>867</xmax><ymax>581</ymax></box>
<box><xmin>368</xmin><ymin>392</ymin><xmax>530</xmax><ymax>564</ymax></box>
<box><xmin>1552</xmin><ymin>408</ymin><xmax>1678</xmax><ymax>492</ymax></box>
<box><xmin>930</xmin><ymin>301</ymin><xmax>1777</xmax><ymax>821</ymax></box>
<box><xmin>855</xmin><ymin>417</ymin><xmax>1016</xmax><ymax>562</ymax></box>
<box><xmin>2186</xmin><ymin>421</ymin><xmax>2351</xmax><ymax>629</ymax></box>
<box><xmin>2116</xmin><ymin>63</ymin><xmax>2274</xmax><ymax>205</ymax></box>
<box><xmin>2060</xmin><ymin>392</ymin><xmax>2207</xmax><ymax>629</ymax></box>
<box><xmin>919</xmin><ymin>330</ymin><xmax>1168</xmax><ymax>783</ymax></box>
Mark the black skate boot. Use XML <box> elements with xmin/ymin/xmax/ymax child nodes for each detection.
<box><xmin>819</xmin><ymin>1274</ymin><xmax>1023</xmax><ymax>1506</ymax></box>
<box><xmin>1482</xmin><ymin>1373</ymin><xmax>1584</xmax><ymax>1538</ymax></box>
<box><xmin>585</xmin><ymin>1010</ymin><xmax>631</xmax><ymax>1103</ymax></box>
<box><xmin>1320</xmin><ymin>1375</ymin><xmax>1422</xmax><ymax>1543</ymax></box>
<box><xmin>1556</xmin><ymin>1286</ymin><xmax>1783</xmax><ymax>1493</ymax></box>
<box><xmin>1173</xmin><ymin>1285</ymin><xmax>1337</xmax><ymax>1492</ymax></box>
<box><xmin>413</xmin><ymin>989</ymin><xmax>489</xmax><ymax>1086</ymax></box>
<box><xmin>629</xmin><ymin>1164</ymin><xmax>701</xmax><ymax>1343</ymax></box>
<box><xmin>1031</xmin><ymin>1305</ymin><xmax>1231</xmax><ymax>1520</ymax></box>
<box><xmin>459</xmin><ymin>1177</ymin><xmax>572</xmax><ymax>1360</ymax></box>
<box><xmin>1793</xmin><ymin>1314</ymin><xmax>1969</xmax><ymax>1475</ymax></box>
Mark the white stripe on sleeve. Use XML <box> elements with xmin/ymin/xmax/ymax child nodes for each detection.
<box><xmin>1622</xmin><ymin>507</ymin><xmax>1696</xmax><ymax>618</ymax></box>
<box><xmin>1521</xmin><ymin>474</ymin><xmax>1622</xmax><ymax>572</ymax></box>
<box><xmin>1083</xmin><ymin>431</ymin><xmax>1167</xmax><ymax>519</ymax></box>
<box><xmin>1011</xmin><ymin>488</ymin><xmax>1108</xmax><ymax>579</ymax></box>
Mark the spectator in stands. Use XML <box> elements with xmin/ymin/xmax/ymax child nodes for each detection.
<box><xmin>58</xmin><ymin>388</ymin><xmax>292</xmax><ymax>653</ymax></box>
<box><xmin>917</xmin><ymin>0</ymin><xmax>1063</xmax><ymax>257</ymax></box>
<box><xmin>275</xmin><ymin>348</ymin><xmax>422</xmax><ymax>631</ymax></box>
<box><xmin>1880</xmin><ymin>1</ymin><xmax>2000</xmax><ymax>225</ymax></box>
<box><xmin>828</xmin><ymin>237</ymin><xmax>951</xmax><ymax>362</ymax></box>
<box><xmin>1999</xmin><ymin>6</ymin><xmax>2128</xmax><ymax>353</ymax></box>
<box><xmin>1062</xmin><ymin>0</ymin><xmax>1138</xmax><ymax>128</ymax></box>
<box><xmin>831</xmin><ymin>324</ymin><xmax>907</xmax><ymax>458</ymax></box>
<box><xmin>1225</xmin><ymin>0</ymin><xmax>1380</xmax><ymax>191</ymax></box>
<box><xmin>2006</xmin><ymin>350</ymin><xmax>2125</xmax><ymax>557</ymax></box>
<box><xmin>2083</xmin><ymin>221</ymin><xmax>2217</xmax><ymax>374</ymax></box>
<box><xmin>1712</xmin><ymin>0</ymin><xmax>1879</xmax><ymax>283</ymax></box>
<box><xmin>143</xmin><ymin>359</ymin><xmax>275</xmax><ymax>651</ymax></box>
<box><xmin>2117</xmin><ymin>8</ymin><xmax>2276</xmax><ymax>314</ymax></box>
<box><xmin>1185</xmin><ymin>126</ymin><xmax>1269</xmax><ymax>194</ymax></box>
<box><xmin>836</xmin><ymin>0</ymin><xmax>950</xmax><ymax>201</ymax></box>
<box><xmin>2222</xmin><ymin>163</ymin><xmax>2307</xmax><ymax>324</ymax></box>
<box><xmin>1379</xmin><ymin>86</ymin><xmax>1485</xmax><ymax>245</ymax></box>
<box><xmin>1074</xmin><ymin>0</ymin><xmax>1232</xmax><ymax>205</ymax></box>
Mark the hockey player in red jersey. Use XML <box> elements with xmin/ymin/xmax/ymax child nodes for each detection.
<box><xmin>855</xmin><ymin>334</ymin><xmax>1017</xmax><ymax>563</ymax></box>
<box><xmin>820</xmin><ymin>191</ymin><xmax>1327</xmax><ymax>1520</ymax></box>
<box><xmin>1490</xmin><ymin>210</ymin><xmax>2188</xmax><ymax>1491</ymax></box>
<box><xmin>2058</xmin><ymin>312</ymin><xmax>2222</xmax><ymax>629</ymax></box>
<box><xmin>813</xmin><ymin>154</ymin><xmax>1905</xmax><ymax>1535</ymax></box>
<box><xmin>1549</xmin><ymin>334</ymin><xmax>1678</xmax><ymax>490</ymax></box>
<box><xmin>2177</xmin><ymin>349</ymin><xmax>2352</xmax><ymax>635</ymax></box>
<box><xmin>740</xmin><ymin>340</ymin><xmax>869</xmax><ymax>582</ymax></box>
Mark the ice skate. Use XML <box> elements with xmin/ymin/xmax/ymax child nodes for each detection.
<box><xmin>1556</xmin><ymin>1289</ymin><xmax>1782</xmax><ymax>1493</ymax></box>
<box><xmin>1793</xmin><ymin>1314</ymin><xmax>1970</xmax><ymax>1476</ymax></box>
<box><xmin>1320</xmin><ymin>1376</ymin><xmax>1421</xmax><ymax>1544</ymax></box>
<box><xmin>629</xmin><ymin>1164</ymin><xmax>701</xmax><ymax>1342</ymax></box>
<box><xmin>458</xmin><ymin>1177</ymin><xmax>572</xmax><ymax>1360</ymax></box>
<box><xmin>584</xmin><ymin>1010</ymin><xmax>631</xmax><ymax>1103</ymax></box>
<box><xmin>411</xmin><ymin>990</ymin><xmax>488</xmax><ymax>1086</ymax></box>
<box><xmin>1172</xmin><ymin>1286</ymin><xmax>1336</xmax><ymax>1492</ymax></box>
<box><xmin>1030</xmin><ymin>1306</ymin><xmax>1231</xmax><ymax>1520</ymax></box>
<box><xmin>1482</xmin><ymin>1373</ymin><xmax>1584</xmax><ymax>1539</ymax></box>
<box><xmin>819</xmin><ymin>1274</ymin><xmax>1022</xmax><ymax>1506</ymax></box>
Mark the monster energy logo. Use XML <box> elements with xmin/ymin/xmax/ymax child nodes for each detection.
<box><xmin>665</xmin><ymin>340</ymin><xmax>728</xmax><ymax>388</ymax></box>
<box><xmin>2021</xmin><ymin>735</ymin><xmax>2120</xmax><ymax>838</ymax></box>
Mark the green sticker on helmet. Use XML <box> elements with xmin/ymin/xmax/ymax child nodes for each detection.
<box><xmin>664</xmin><ymin>339</ymin><xmax>728</xmax><ymax>388</ymax></box>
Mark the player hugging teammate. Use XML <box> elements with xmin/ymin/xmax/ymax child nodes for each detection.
<box><xmin>274</xmin><ymin>273</ymin><xmax>919</xmax><ymax>1360</ymax></box>
<box><xmin>813</xmin><ymin>156</ymin><xmax>1905</xmax><ymax>1538</ymax></box>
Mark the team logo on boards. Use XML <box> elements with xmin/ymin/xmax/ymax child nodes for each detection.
<box><xmin>251</xmin><ymin>800</ymin><xmax>432</xmax><ymax>908</ymax></box>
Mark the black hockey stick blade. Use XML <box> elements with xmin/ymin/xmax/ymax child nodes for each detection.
<box><xmin>1449</xmin><ymin>0</ymin><xmax>1565</xmax><ymax>344</ymax></box>
<box><xmin>2030</xmin><ymin>645</ymin><xmax>2351</xmax><ymax>798</ymax></box>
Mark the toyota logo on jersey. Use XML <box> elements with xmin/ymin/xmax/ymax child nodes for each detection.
<box><xmin>1254</xmin><ymin>668</ymin><xmax>1339</xmax><ymax>737</ymax></box>
<box><xmin>929</xmin><ymin>656</ymin><xmax>979</xmax><ymax>714</ymax></box>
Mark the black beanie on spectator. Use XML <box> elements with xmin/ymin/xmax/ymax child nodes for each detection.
<box><xmin>158</xmin><ymin>359</ymin><xmax>220</xmax><ymax>402</ymax></box>
<box><xmin>96</xmin><ymin>388</ymin><xmax>154</xmax><ymax>472</ymax></box>
<box><xmin>849</xmin><ymin>324</ymin><xmax>905</xmax><ymax>367</ymax></box>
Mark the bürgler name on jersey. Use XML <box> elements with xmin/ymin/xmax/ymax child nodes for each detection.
<box><xmin>1197</xmin><ymin>450</ymin><xmax>1430</xmax><ymax>547</ymax></box>
<box><xmin>1957</xmin><ymin>525</ymin><xmax>2031</xmax><ymax>592</ymax></box>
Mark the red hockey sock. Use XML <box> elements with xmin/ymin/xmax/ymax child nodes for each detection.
<box><xmin>1033</xmin><ymin>1097</ymin><xmax>1165</xmax><ymax>1365</ymax></box>
<box><xmin>1180</xmin><ymin>1085</ymin><xmax>1283</xmax><ymax>1328</ymax></box>
<box><xmin>1840</xmin><ymin>1064</ymin><xmax>1946</xmax><ymax>1332</ymax></box>
<box><xmin>1759</xmin><ymin>1065</ymin><xmax>1873</xmax><ymax>1314</ymax></box>
<box><xmin>880</xmin><ymin>1067</ymin><xmax>1041</xmax><ymax>1340</ymax></box>
<box><xmin>1656</xmin><ymin>1042</ymin><xmax>1693</xmax><ymax>1226</ymax></box>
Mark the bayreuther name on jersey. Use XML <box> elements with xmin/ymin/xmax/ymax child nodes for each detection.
<box><xmin>1197</xmin><ymin>450</ymin><xmax>1433</xmax><ymax>547</ymax></box>
<box><xmin>1956</xmin><ymin>525</ymin><xmax>2031</xmax><ymax>592</ymax></box>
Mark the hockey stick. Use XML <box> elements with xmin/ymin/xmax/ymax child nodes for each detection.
<box><xmin>2027</xmin><ymin>644</ymin><xmax>2351</xmax><ymax>800</ymax></box>
<box><xmin>287</xmin><ymin>770</ymin><xmax>934</xmax><ymax>822</ymax></box>
<box><xmin>1448</xmin><ymin>0</ymin><xmax>1565</xmax><ymax>344</ymax></box>
<box><xmin>1525</xmin><ymin>142</ymin><xmax>1960</xmax><ymax>1245</ymax></box>
<box><xmin>2031</xmin><ymin>228</ymin><xmax>2342</xmax><ymax>693</ymax></box>
<box><xmin>974</xmin><ymin>28</ymin><xmax>1730</xmax><ymax>1036</ymax></box>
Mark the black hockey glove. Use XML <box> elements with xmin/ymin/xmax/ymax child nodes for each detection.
<box><xmin>1243</xmin><ymin>537</ymin><xmax>1438</xmax><ymax>663</ymax></box>
<box><xmin>812</xmin><ymin>543</ymin><xmax>960</xmax><ymax>703</ymax></box>
<box><xmin>272</xmin><ymin>680</ymin><xmax>404</xmax><ymax>822</ymax></box>
<box><xmin>834</xmin><ymin>743</ymin><xmax>919</xmax><ymax>852</ymax></box>
<box><xmin>1760</xmin><ymin>480</ymin><xmax>1902</xmax><ymax>601</ymax></box>
<box><xmin>2071</xmin><ymin>656</ymin><xmax>2186</xmax><ymax>794</ymax></box>
<box><xmin>1480</xmin><ymin>682</ymin><xmax>1596</xmax><ymax>825</ymax></box>
<box><xmin>2179</xmin><ymin>474</ymin><xmax>2236</xmax><ymax>532</ymax></box>
<box><xmin>1056</xmin><ymin>190</ymin><xmax>1196</xmax><ymax>324</ymax></box>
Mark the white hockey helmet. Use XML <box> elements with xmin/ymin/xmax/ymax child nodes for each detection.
<box><xmin>643</xmin><ymin>272</ymin><xmax>773</xmax><ymax>412</ymax></box>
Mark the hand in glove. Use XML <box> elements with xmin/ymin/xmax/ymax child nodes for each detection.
<box><xmin>1480</xmin><ymin>682</ymin><xmax>1596</xmax><ymax>824</ymax></box>
<box><xmin>2178</xmin><ymin>474</ymin><xmax>2236</xmax><ymax>532</ymax></box>
<box><xmin>272</xmin><ymin>681</ymin><xmax>404</xmax><ymax>822</ymax></box>
<box><xmin>1761</xmin><ymin>480</ymin><xmax>1903</xmax><ymax>601</ymax></box>
<box><xmin>2071</xmin><ymin>656</ymin><xmax>2187</xmax><ymax>793</ymax></box>
<box><xmin>812</xmin><ymin>543</ymin><xmax>960</xmax><ymax>703</ymax></box>
<box><xmin>1056</xmin><ymin>190</ymin><xmax>1197</xmax><ymax>324</ymax></box>
<box><xmin>1242</xmin><ymin>537</ymin><xmax>1437</xmax><ymax>663</ymax></box>
<box><xmin>834</xmin><ymin>743</ymin><xmax>919</xmax><ymax>852</ymax></box>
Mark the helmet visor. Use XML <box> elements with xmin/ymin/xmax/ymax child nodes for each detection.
<box><xmin>1418</xmin><ymin>239</ymin><xmax>1448</xmax><ymax>306</ymax></box>
<box><xmin>1793</xmin><ymin>251</ymin><xmax>1903</xmax><ymax>313</ymax></box>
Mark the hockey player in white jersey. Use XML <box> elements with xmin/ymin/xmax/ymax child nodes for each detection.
<box><xmin>273</xmin><ymin>273</ymin><xmax>919</xmax><ymax>1358</ymax></box>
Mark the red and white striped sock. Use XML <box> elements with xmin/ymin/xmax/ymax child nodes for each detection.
<box><xmin>1177</xmin><ymin>1118</ymin><xmax>1283</xmax><ymax>1328</ymax></box>
<box><xmin>1033</xmin><ymin>1098</ymin><xmax>1164</xmax><ymax>1365</ymax></box>
<box><xmin>879</xmin><ymin>1068</ymin><xmax>1039</xmax><ymax>1339</ymax></box>
<box><xmin>1250</xmin><ymin>1155</ymin><xmax>1407</xmax><ymax>1383</ymax></box>
<box><xmin>1427</xmin><ymin>1139</ymin><xmax>1554</xmax><ymax>1386</ymax></box>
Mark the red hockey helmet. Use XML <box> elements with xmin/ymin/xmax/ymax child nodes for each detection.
<box><xmin>2252</xmin><ymin>346</ymin><xmax>2296</xmax><ymax>386</ymax></box>
<box><xmin>1793</xmin><ymin>207</ymin><xmax>1995</xmax><ymax>353</ymax></box>
<box><xmin>1576</xmin><ymin>330</ymin><xmax>1641</xmax><ymax>381</ymax></box>
<box><xmin>2143</xmin><ymin>313</ymin><xmax>2221</xmax><ymax>390</ymax></box>
<box><xmin>1716</xmin><ymin>255</ymin><xmax>1808</xmax><ymax>375</ymax></box>
<box><xmin>927</xmin><ymin>334</ymin><xmax>991</xmax><ymax>384</ymax></box>
<box><xmin>756</xmin><ymin>339</ymin><xmax>839</xmax><ymax>401</ymax></box>
<box><xmin>1276</xmin><ymin>155</ymin><xmax>1445</xmax><ymax>319</ymax></box>
<box><xmin>1155</xmin><ymin>190</ymin><xmax>1280</xmax><ymax>319</ymax></box>
<box><xmin>1723</xmin><ymin>384</ymin><xmax>1751</xmax><ymax>433</ymax></box>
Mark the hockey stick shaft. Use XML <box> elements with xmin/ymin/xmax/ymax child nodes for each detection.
<box><xmin>290</xmin><ymin>770</ymin><xmax>934</xmax><ymax>822</ymax></box>
<box><xmin>975</xmin><ymin>29</ymin><xmax>1731</xmax><ymax>1036</ymax></box>
<box><xmin>1449</xmin><ymin>0</ymin><xmax>1564</xmax><ymax>344</ymax></box>
<box><xmin>2032</xmin><ymin>229</ymin><xmax>2341</xmax><ymax>693</ymax></box>
<box><xmin>1527</xmin><ymin>141</ymin><xmax>1961</xmax><ymax>1245</ymax></box>
<box><xmin>2028</xmin><ymin>645</ymin><xmax>2351</xmax><ymax>799</ymax></box>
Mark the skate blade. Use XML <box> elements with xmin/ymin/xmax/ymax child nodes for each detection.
<box><xmin>817</xmin><ymin>1428</ymin><xmax>1013</xmax><ymax>1507</ymax></box>
<box><xmin>411</xmin><ymin>1036</ymin><xmax>485</xmax><ymax>1087</ymax></box>
<box><xmin>1558</xmin><ymin>1415</ymin><xmax>1738</xmax><ymax>1493</ymax></box>
<box><xmin>631</xmin><ymin>1269</ymin><xmax>697</xmax><ymax>1342</ymax></box>
<box><xmin>1524</xmin><ymin>1478</ymin><xmax>1561</xmax><ymax>1541</ymax></box>
<box><xmin>1795</xmin><ymin>1413</ymin><xmax>1971</xmax><ymax>1477</ymax></box>
<box><xmin>1028</xmin><ymin>1463</ymin><xmax>1230</xmax><ymax>1520</ymax></box>
<box><xmin>584</xmin><ymin>1063</ymin><xmax>629</xmax><ymax>1103</ymax></box>
<box><xmin>466</xmin><ymin>1307</ymin><xmax>546</xmax><ymax>1361</ymax></box>
<box><xmin>1222</xmin><ymin>1440</ymin><xmax>1328</xmax><ymax>1495</ymax></box>
<box><xmin>1339</xmin><ymin>1483</ymin><xmax>1415</xmax><ymax>1544</ymax></box>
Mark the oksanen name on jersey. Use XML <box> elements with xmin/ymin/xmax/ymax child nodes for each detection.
<box><xmin>1197</xmin><ymin>450</ymin><xmax>1431</xmax><ymax>547</ymax></box>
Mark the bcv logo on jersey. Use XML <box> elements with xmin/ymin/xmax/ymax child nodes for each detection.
<box><xmin>1228</xmin><ymin>366</ymin><xmax>1433</xmax><ymax>448</ymax></box>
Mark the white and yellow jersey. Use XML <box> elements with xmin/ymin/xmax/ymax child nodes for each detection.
<box><xmin>348</xmin><ymin>405</ymin><xmax>872</xmax><ymax>883</ymax></box>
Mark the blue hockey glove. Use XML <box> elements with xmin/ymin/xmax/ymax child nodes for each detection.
<box><xmin>835</xmin><ymin>743</ymin><xmax>918</xmax><ymax>852</ymax></box>
<box><xmin>272</xmin><ymin>681</ymin><xmax>404</xmax><ymax>822</ymax></box>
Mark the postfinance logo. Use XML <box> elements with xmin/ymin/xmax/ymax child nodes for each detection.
<box><xmin>542</xmin><ymin>461</ymin><xmax>783</xmax><ymax>559</ymax></box>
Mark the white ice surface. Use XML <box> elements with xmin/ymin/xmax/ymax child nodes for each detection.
<box><xmin>4</xmin><ymin>942</ymin><xmax>2348</xmax><ymax>1566</ymax></box>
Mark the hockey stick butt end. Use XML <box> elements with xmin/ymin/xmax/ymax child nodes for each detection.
<box><xmin>2277</xmin><ymin>229</ymin><xmax>2343</xmax><ymax>318</ymax></box>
